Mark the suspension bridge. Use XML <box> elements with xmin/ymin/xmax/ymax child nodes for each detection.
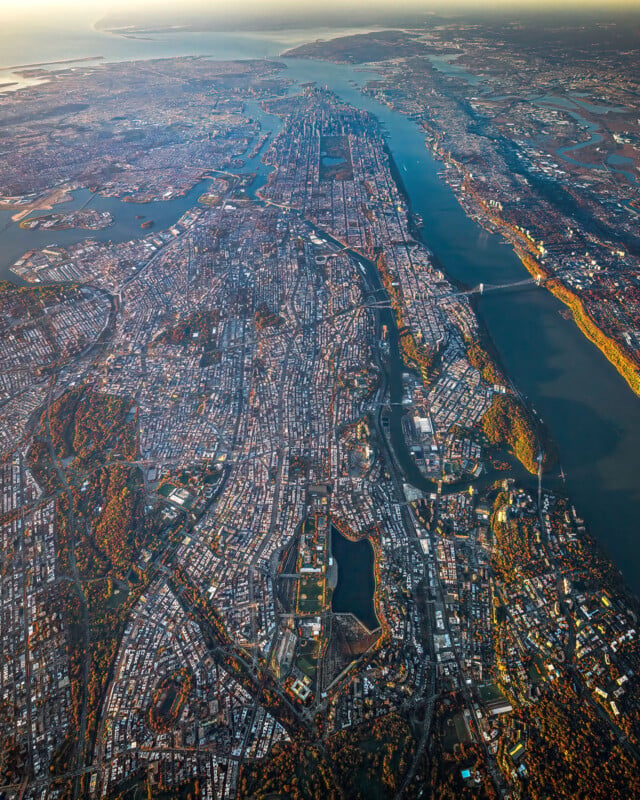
<box><xmin>358</xmin><ymin>273</ymin><xmax>545</xmax><ymax>313</ymax></box>
<box><xmin>441</xmin><ymin>273</ymin><xmax>544</xmax><ymax>300</ymax></box>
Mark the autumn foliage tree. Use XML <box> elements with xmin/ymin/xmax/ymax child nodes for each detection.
<box><xmin>482</xmin><ymin>394</ymin><xmax>540</xmax><ymax>474</ymax></box>
<box><xmin>466</xmin><ymin>341</ymin><xmax>503</xmax><ymax>385</ymax></box>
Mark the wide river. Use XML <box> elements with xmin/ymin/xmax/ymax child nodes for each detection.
<box><xmin>281</xmin><ymin>58</ymin><xmax>640</xmax><ymax>596</ymax></box>
<box><xmin>1</xmin><ymin>29</ymin><xmax>639</xmax><ymax>596</ymax></box>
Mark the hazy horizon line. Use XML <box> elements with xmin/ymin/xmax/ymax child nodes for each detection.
<box><xmin>6</xmin><ymin>0</ymin><xmax>640</xmax><ymax>29</ymax></box>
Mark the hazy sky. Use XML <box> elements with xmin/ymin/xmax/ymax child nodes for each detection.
<box><xmin>6</xmin><ymin>0</ymin><xmax>640</xmax><ymax>22</ymax></box>
<box><xmin>3</xmin><ymin>0</ymin><xmax>639</xmax><ymax>36</ymax></box>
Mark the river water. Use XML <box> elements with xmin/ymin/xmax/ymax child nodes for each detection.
<box><xmin>535</xmin><ymin>96</ymin><xmax>638</xmax><ymax>185</ymax></box>
<box><xmin>1</xmin><ymin>33</ymin><xmax>639</xmax><ymax>597</ymax></box>
<box><xmin>0</xmin><ymin>180</ymin><xmax>213</xmax><ymax>280</ymax></box>
<box><xmin>0</xmin><ymin>98</ymin><xmax>283</xmax><ymax>283</ymax></box>
<box><xmin>280</xmin><ymin>58</ymin><xmax>640</xmax><ymax>597</ymax></box>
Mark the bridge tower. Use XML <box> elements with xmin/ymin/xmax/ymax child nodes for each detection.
<box><xmin>479</xmin><ymin>282</ymin><xmax>484</xmax><ymax>295</ymax></box>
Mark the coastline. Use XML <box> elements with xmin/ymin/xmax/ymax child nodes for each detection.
<box><xmin>524</xmin><ymin>251</ymin><xmax>640</xmax><ymax>397</ymax></box>
<box><xmin>383</xmin><ymin>142</ymin><xmax>552</xmax><ymax>476</ymax></box>
<box><xmin>0</xmin><ymin>56</ymin><xmax>104</xmax><ymax>71</ymax></box>
<box><xmin>0</xmin><ymin>186</ymin><xmax>75</xmax><ymax>222</ymax></box>
<box><xmin>431</xmin><ymin>142</ymin><xmax>640</xmax><ymax>399</ymax></box>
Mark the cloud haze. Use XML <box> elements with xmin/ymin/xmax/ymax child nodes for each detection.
<box><xmin>6</xmin><ymin>0</ymin><xmax>640</xmax><ymax>26</ymax></box>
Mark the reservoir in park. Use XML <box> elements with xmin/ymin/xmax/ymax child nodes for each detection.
<box><xmin>331</xmin><ymin>527</ymin><xmax>378</xmax><ymax>632</ymax></box>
